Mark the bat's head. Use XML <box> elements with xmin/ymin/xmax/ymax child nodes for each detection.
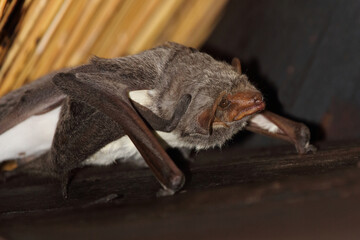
<box><xmin>198</xmin><ymin>89</ymin><xmax>265</xmax><ymax>134</ymax></box>
<box><xmin>169</xmin><ymin>52</ymin><xmax>266</xmax><ymax>149</ymax></box>
<box><xmin>197</xmin><ymin>58</ymin><xmax>265</xmax><ymax>134</ymax></box>
<box><xmin>144</xmin><ymin>43</ymin><xmax>265</xmax><ymax>149</ymax></box>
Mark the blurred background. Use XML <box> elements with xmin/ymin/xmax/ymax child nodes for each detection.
<box><xmin>201</xmin><ymin>0</ymin><xmax>360</xmax><ymax>149</ymax></box>
<box><xmin>0</xmin><ymin>0</ymin><xmax>359</xmax><ymax>148</ymax></box>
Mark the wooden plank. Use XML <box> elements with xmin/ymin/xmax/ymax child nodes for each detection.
<box><xmin>0</xmin><ymin>141</ymin><xmax>359</xmax><ymax>240</ymax></box>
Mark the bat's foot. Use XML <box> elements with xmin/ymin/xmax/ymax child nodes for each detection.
<box><xmin>303</xmin><ymin>142</ymin><xmax>317</xmax><ymax>154</ymax></box>
<box><xmin>295</xmin><ymin>141</ymin><xmax>317</xmax><ymax>154</ymax></box>
<box><xmin>156</xmin><ymin>188</ymin><xmax>176</xmax><ymax>197</ymax></box>
<box><xmin>292</xmin><ymin>122</ymin><xmax>317</xmax><ymax>154</ymax></box>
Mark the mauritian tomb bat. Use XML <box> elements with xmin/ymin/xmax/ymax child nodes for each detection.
<box><xmin>0</xmin><ymin>42</ymin><xmax>316</xmax><ymax>197</ymax></box>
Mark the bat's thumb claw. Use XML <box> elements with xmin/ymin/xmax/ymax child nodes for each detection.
<box><xmin>62</xmin><ymin>184</ymin><xmax>69</xmax><ymax>199</ymax></box>
<box><xmin>60</xmin><ymin>173</ymin><xmax>72</xmax><ymax>199</ymax></box>
<box><xmin>296</xmin><ymin>142</ymin><xmax>317</xmax><ymax>154</ymax></box>
<box><xmin>156</xmin><ymin>188</ymin><xmax>176</xmax><ymax>197</ymax></box>
<box><xmin>305</xmin><ymin>143</ymin><xmax>317</xmax><ymax>153</ymax></box>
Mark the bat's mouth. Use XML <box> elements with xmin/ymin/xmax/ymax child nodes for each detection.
<box><xmin>213</xmin><ymin>93</ymin><xmax>266</xmax><ymax>128</ymax></box>
<box><xmin>197</xmin><ymin>90</ymin><xmax>266</xmax><ymax>133</ymax></box>
<box><xmin>233</xmin><ymin>101</ymin><xmax>266</xmax><ymax>121</ymax></box>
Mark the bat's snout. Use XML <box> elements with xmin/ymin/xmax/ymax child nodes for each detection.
<box><xmin>231</xmin><ymin>91</ymin><xmax>265</xmax><ymax>121</ymax></box>
<box><xmin>216</xmin><ymin>91</ymin><xmax>265</xmax><ymax>122</ymax></box>
<box><xmin>211</xmin><ymin>91</ymin><xmax>266</xmax><ymax>130</ymax></box>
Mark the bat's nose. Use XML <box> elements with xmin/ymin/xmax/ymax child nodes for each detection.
<box><xmin>227</xmin><ymin>91</ymin><xmax>265</xmax><ymax>121</ymax></box>
<box><xmin>253</xmin><ymin>93</ymin><xmax>264</xmax><ymax>105</ymax></box>
<box><xmin>228</xmin><ymin>91</ymin><xmax>263</xmax><ymax>105</ymax></box>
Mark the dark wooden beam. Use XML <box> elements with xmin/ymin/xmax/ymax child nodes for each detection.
<box><xmin>0</xmin><ymin>141</ymin><xmax>359</xmax><ymax>239</ymax></box>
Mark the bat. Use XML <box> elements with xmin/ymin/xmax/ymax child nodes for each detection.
<box><xmin>0</xmin><ymin>42</ymin><xmax>316</xmax><ymax>198</ymax></box>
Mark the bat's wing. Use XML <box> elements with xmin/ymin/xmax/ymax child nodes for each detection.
<box><xmin>246</xmin><ymin>111</ymin><xmax>316</xmax><ymax>154</ymax></box>
<box><xmin>53</xmin><ymin>73</ymin><xmax>185</xmax><ymax>195</ymax></box>
<box><xmin>0</xmin><ymin>72</ymin><xmax>65</xmax><ymax>135</ymax></box>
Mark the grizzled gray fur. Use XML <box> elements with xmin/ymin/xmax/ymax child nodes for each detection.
<box><xmin>88</xmin><ymin>42</ymin><xmax>259</xmax><ymax>149</ymax></box>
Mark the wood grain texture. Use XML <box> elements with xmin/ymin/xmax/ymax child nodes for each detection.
<box><xmin>0</xmin><ymin>141</ymin><xmax>359</xmax><ymax>239</ymax></box>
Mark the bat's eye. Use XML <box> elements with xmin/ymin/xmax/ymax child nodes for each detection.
<box><xmin>219</xmin><ymin>97</ymin><xmax>230</xmax><ymax>108</ymax></box>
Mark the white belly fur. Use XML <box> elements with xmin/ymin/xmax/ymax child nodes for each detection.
<box><xmin>0</xmin><ymin>104</ymin><xmax>182</xmax><ymax>167</ymax></box>
<box><xmin>0</xmin><ymin>107</ymin><xmax>61</xmax><ymax>162</ymax></box>
<box><xmin>83</xmin><ymin>135</ymin><xmax>144</xmax><ymax>167</ymax></box>
<box><xmin>83</xmin><ymin>131</ymin><xmax>182</xmax><ymax>167</ymax></box>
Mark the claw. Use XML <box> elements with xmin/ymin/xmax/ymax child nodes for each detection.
<box><xmin>61</xmin><ymin>173</ymin><xmax>71</xmax><ymax>199</ymax></box>
<box><xmin>304</xmin><ymin>143</ymin><xmax>317</xmax><ymax>154</ymax></box>
<box><xmin>156</xmin><ymin>188</ymin><xmax>176</xmax><ymax>197</ymax></box>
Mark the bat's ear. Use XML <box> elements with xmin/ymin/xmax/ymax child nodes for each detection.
<box><xmin>231</xmin><ymin>57</ymin><xmax>242</xmax><ymax>74</ymax></box>
<box><xmin>196</xmin><ymin>91</ymin><xmax>226</xmax><ymax>135</ymax></box>
<box><xmin>197</xmin><ymin>108</ymin><xmax>215</xmax><ymax>135</ymax></box>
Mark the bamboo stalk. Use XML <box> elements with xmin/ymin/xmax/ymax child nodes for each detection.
<box><xmin>169</xmin><ymin>0</ymin><xmax>228</xmax><ymax>47</ymax></box>
<box><xmin>128</xmin><ymin>0</ymin><xmax>185</xmax><ymax>54</ymax></box>
<box><xmin>0</xmin><ymin>0</ymin><xmax>228</xmax><ymax>96</ymax></box>
<box><xmin>29</xmin><ymin>0</ymin><xmax>86</xmax><ymax>80</ymax></box>
<box><xmin>0</xmin><ymin>0</ymin><xmax>21</xmax><ymax>64</ymax></box>
<box><xmin>52</xmin><ymin>0</ymin><xmax>103</xmax><ymax>69</ymax></box>
<box><xmin>99</xmin><ymin>0</ymin><xmax>163</xmax><ymax>58</ymax></box>
<box><xmin>101</xmin><ymin>0</ymin><xmax>144</xmax><ymax>57</ymax></box>
<box><xmin>0</xmin><ymin>0</ymin><xmax>17</xmax><ymax>32</ymax></box>
<box><xmin>0</xmin><ymin>0</ymin><xmax>38</xmax><ymax>74</ymax></box>
<box><xmin>111</xmin><ymin>0</ymin><xmax>161</xmax><ymax>57</ymax></box>
<box><xmin>187</xmin><ymin>0</ymin><xmax>228</xmax><ymax>47</ymax></box>
<box><xmin>68</xmin><ymin>0</ymin><xmax>123</xmax><ymax>65</ymax></box>
<box><xmin>90</xmin><ymin>0</ymin><xmax>129</xmax><ymax>57</ymax></box>
<box><xmin>9</xmin><ymin>0</ymin><xmax>66</xmax><ymax>90</ymax></box>
<box><xmin>14</xmin><ymin>0</ymin><xmax>69</xmax><ymax>88</ymax></box>
<box><xmin>152</xmin><ymin>0</ymin><xmax>194</xmax><ymax>46</ymax></box>
<box><xmin>102</xmin><ymin>0</ymin><xmax>161</xmax><ymax>58</ymax></box>
<box><xmin>0</xmin><ymin>0</ymin><xmax>8</xmax><ymax>23</ymax></box>
<box><xmin>0</xmin><ymin>0</ymin><xmax>48</xmax><ymax>95</ymax></box>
